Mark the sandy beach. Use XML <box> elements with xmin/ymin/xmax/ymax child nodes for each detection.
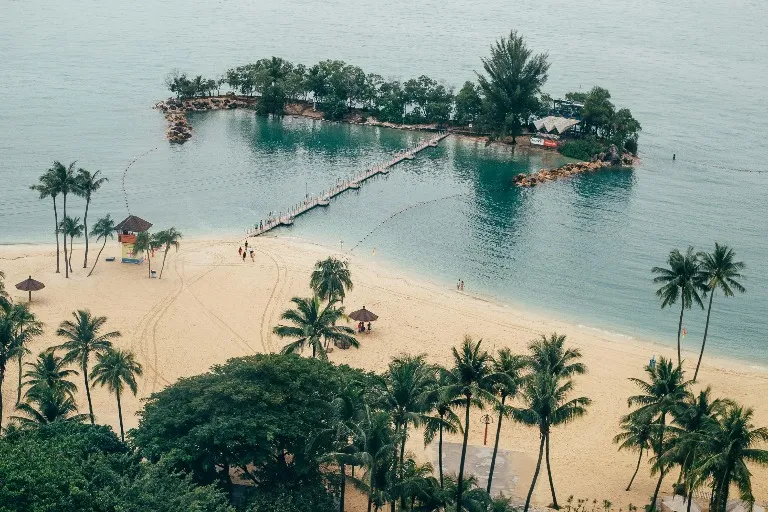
<box><xmin>1</xmin><ymin>235</ymin><xmax>766</xmax><ymax>507</ymax></box>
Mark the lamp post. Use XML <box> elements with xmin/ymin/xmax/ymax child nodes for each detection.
<box><xmin>480</xmin><ymin>414</ymin><xmax>493</xmax><ymax>446</ymax></box>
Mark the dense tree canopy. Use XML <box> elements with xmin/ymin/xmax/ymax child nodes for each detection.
<box><xmin>131</xmin><ymin>354</ymin><xmax>372</xmax><ymax>491</ymax></box>
<box><xmin>0</xmin><ymin>422</ymin><xmax>233</xmax><ymax>512</ymax></box>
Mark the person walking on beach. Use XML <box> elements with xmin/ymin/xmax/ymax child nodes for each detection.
<box><xmin>249</xmin><ymin>247</ymin><xmax>254</xmax><ymax>261</ymax></box>
<box><xmin>460</xmin><ymin>280</ymin><xmax>465</xmax><ymax>291</ymax></box>
<box><xmin>238</xmin><ymin>246</ymin><xmax>243</xmax><ymax>256</ymax></box>
<box><xmin>245</xmin><ymin>240</ymin><xmax>248</xmax><ymax>251</ymax></box>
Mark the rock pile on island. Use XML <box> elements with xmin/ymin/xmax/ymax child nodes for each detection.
<box><xmin>513</xmin><ymin>146</ymin><xmax>637</xmax><ymax>187</ymax></box>
<box><xmin>153</xmin><ymin>96</ymin><xmax>256</xmax><ymax>143</ymax></box>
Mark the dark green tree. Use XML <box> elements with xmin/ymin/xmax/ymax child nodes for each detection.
<box><xmin>74</xmin><ymin>168</ymin><xmax>108</xmax><ymax>269</ymax></box>
<box><xmin>22</xmin><ymin>350</ymin><xmax>79</xmax><ymax>400</ymax></box>
<box><xmin>454</xmin><ymin>81</ymin><xmax>483</xmax><ymax>127</ymax></box>
<box><xmin>87</xmin><ymin>214</ymin><xmax>116</xmax><ymax>277</ymax></box>
<box><xmin>91</xmin><ymin>348</ymin><xmax>143</xmax><ymax>442</ymax></box>
<box><xmin>310</xmin><ymin>256</ymin><xmax>353</xmax><ymax>304</ymax></box>
<box><xmin>51</xmin><ymin>161</ymin><xmax>78</xmax><ymax>278</ymax></box>
<box><xmin>30</xmin><ymin>169</ymin><xmax>62</xmax><ymax>273</ymax></box>
<box><xmin>58</xmin><ymin>215</ymin><xmax>83</xmax><ymax>274</ymax></box>
<box><xmin>55</xmin><ymin>309</ymin><xmax>120</xmax><ymax>424</ymax></box>
<box><xmin>422</xmin><ymin>370</ymin><xmax>462</xmax><ymax>488</ymax></box>
<box><xmin>12</xmin><ymin>385</ymin><xmax>88</xmax><ymax>426</ymax></box>
<box><xmin>154</xmin><ymin>227</ymin><xmax>183</xmax><ymax>279</ymax></box>
<box><xmin>652</xmin><ymin>247</ymin><xmax>706</xmax><ymax>366</ymax></box>
<box><xmin>477</xmin><ymin>30</ymin><xmax>550</xmax><ymax>142</ymax></box>
<box><xmin>274</xmin><ymin>296</ymin><xmax>358</xmax><ymax>359</ymax></box>
<box><xmin>614</xmin><ymin>411</ymin><xmax>654</xmax><ymax>491</ymax></box>
<box><xmin>694</xmin><ymin>244</ymin><xmax>745</xmax><ymax>381</ymax></box>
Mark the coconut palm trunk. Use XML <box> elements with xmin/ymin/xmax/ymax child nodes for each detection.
<box><xmin>82</xmin><ymin>198</ymin><xmax>90</xmax><ymax>268</ymax></box>
<box><xmin>116</xmin><ymin>388</ymin><xmax>125</xmax><ymax>441</ymax></box>
<box><xmin>438</xmin><ymin>418</ymin><xmax>445</xmax><ymax>488</ymax></box>
<box><xmin>159</xmin><ymin>248</ymin><xmax>170</xmax><ymax>278</ymax></box>
<box><xmin>88</xmin><ymin>236</ymin><xmax>108</xmax><ymax>277</ymax></box>
<box><xmin>650</xmin><ymin>413</ymin><xmax>667</xmax><ymax>511</ymax></box>
<box><xmin>82</xmin><ymin>360</ymin><xmax>94</xmax><ymax>424</ymax></box>
<box><xmin>626</xmin><ymin>447</ymin><xmax>644</xmax><ymax>491</ymax></box>
<box><xmin>457</xmin><ymin>394</ymin><xmax>471</xmax><ymax>510</ymax></box>
<box><xmin>524</xmin><ymin>434</ymin><xmax>547</xmax><ymax>512</ymax></box>
<box><xmin>16</xmin><ymin>352</ymin><xmax>23</xmax><ymax>404</ymax></box>
<box><xmin>487</xmin><ymin>394</ymin><xmax>506</xmax><ymax>493</ymax></box>
<box><xmin>146</xmin><ymin>250</ymin><xmax>152</xmax><ymax>278</ymax></box>
<box><xmin>676</xmin><ymin>303</ymin><xmax>684</xmax><ymax>365</ymax></box>
<box><xmin>53</xmin><ymin>196</ymin><xmax>60</xmax><ymax>273</ymax></box>
<box><xmin>0</xmin><ymin>366</ymin><xmax>5</xmax><ymax>429</ymax></box>
<box><xmin>545</xmin><ymin>433</ymin><xmax>559</xmax><ymax>508</ymax></box>
<box><xmin>694</xmin><ymin>292</ymin><xmax>715</xmax><ymax>382</ymax></box>
<box><xmin>63</xmin><ymin>194</ymin><xmax>69</xmax><ymax>278</ymax></box>
<box><xmin>68</xmin><ymin>234</ymin><xmax>75</xmax><ymax>273</ymax></box>
<box><xmin>340</xmin><ymin>462</ymin><xmax>346</xmax><ymax>512</ymax></box>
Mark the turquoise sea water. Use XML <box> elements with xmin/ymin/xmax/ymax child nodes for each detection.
<box><xmin>1</xmin><ymin>0</ymin><xmax>766</xmax><ymax>363</ymax></box>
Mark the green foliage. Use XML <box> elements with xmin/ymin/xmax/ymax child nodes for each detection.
<box><xmin>245</xmin><ymin>483</ymin><xmax>336</xmax><ymax>512</ymax></box>
<box><xmin>0</xmin><ymin>422</ymin><xmax>233</xmax><ymax>512</ymax></box>
<box><xmin>577</xmin><ymin>86</ymin><xmax>642</xmax><ymax>152</ymax></box>
<box><xmin>454</xmin><ymin>81</ymin><xmax>483</xmax><ymax>126</ymax></box>
<box><xmin>132</xmin><ymin>354</ymin><xmax>372</xmax><ymax>490</ymax></box>
<box><xmin>310</xmin><ymin>256</ymin><xmax>353</xmax><ymax>303</ymax></box>
<box><xmin>273</xmin><ymin>296</ymin><xmax>358</xmax><ymax>358</ymax></box>
<box><xmin>564</xmin><ymin>91</ymin><xmax>588</xmax><ymax>103</ymax></box>
<box><xmin>559</xmin><ymin>137</ymin><xmax>608</xmax><ymax>161</ymax></box>
<box><xmin>477</xmin><ymin>30</ymin><xmax>550</xmax><ymax>141</ymax></box>
<box><xmin>166</xmin><ymin>70</ymin><xmax>218</xmax><ymax>99</ymax></box>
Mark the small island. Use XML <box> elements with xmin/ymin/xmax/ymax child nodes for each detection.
<box><xmin>155</xmin><ymin>31</ymin><xmax>641</xmax><ymax>185</ymax></box>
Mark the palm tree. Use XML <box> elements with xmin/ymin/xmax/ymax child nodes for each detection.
<box><xmin>487</xmin><ymin>348</ymin><xmax>527</xmax><ymax>494</ymax></box>
<box><xmin>59</xmin><ymin>216</ymin><xmax>84</xmax><ymax>274</ymax></box>
<box><xmin>22</xmin><ymin>350</ymin><xmax>79</xmax><ymax>399</ymax></box>
<box><xmin>51</xmin><ymin>161</ymin><xmax>78</xmax><ymax>278</ymax></box>
<box><xmin>132</xmin><ymin>231</ymin><xmax>159</xmax><ymax>278</ymax></box>
<box><xmin>627</xmin><ymin>357</ymin><xmax>691</xmax><ymax>511</ymax></box>
<box><xmin>523</xmin><ymin>333</ymin><xmax>587</xmax><ymax>508</ymax></box>
<box><xmin>515</xmin><ymin>372</ymin><xmax>591</xmax><ymax>511</ymax></box>
<box><xmin>154</xmin><ymin>227</ymin><xmax>182</xmax><ymax>279</ymax></box>
<box><xmin>691</xmin><ymin>405</ymin><xmax>768</xmax><ymax>512</ymax></box>
<box><xmin>7</xmin><ymin>304</ymin><xmax>43</xmax><ymax>404</ymax></box>
<box><xmin>90</xmin><ymin>348</ymin><xmax>143</xmax><ymax>442</ymax></box>
<box><xmin>11</xmin><ymin>385</ymin><xmax>88</xmax><ymax>426</ymax></box>
<box><xmin>422</xmin><ymin>370</ymin><xmax>463</xmax><ymax>488</ymax></box>
<box><xmin>354</xmin><ymin>406</ymin><xmax>397</xmax><ymax>512</ymax></box>
<box><xmin>30</xmin><ymin>169</ymin><xmax>62</xmax><ymax>273</ymax></box>
<box><xmin>74</xmin><ymin>168</ymin><xmax>108</xmax><ymax>269</ymax></box>
<box><xmin>55</xmin><ymin>309</ymin><xmax>121</xmax><ymax>424</ymax></box>
<box><xmin>88</xmin><ymin>214</ymin><xmax>116</xmax><ymax>277</ymax></box>
<box><xmin>666</xmin><ymin>388</ymin><xmax>729</xmax><ymax>511</ymax></box>
<box><xmin>442</xmin><ymin>336</ymin><xmax>496</xmax><ymax>509</ymax></box>
<box><xmin>273</xmin><ymin>296</ymin><xmax>357</xmax><ymax>359</ymax></box>
<box><xmin>311</xmin><ymin>257</ymin><xmax>353</xmax><ymax>303</ymax></box>
<box><xmin>614</xmin><ymin>411</ymin><xmax>654</xmax><ymax>491</ymax></box>
<box><xmin>0</xmin><ymin>271</ymin><xmax>7</xmax><ymax>306</ymax></box>
<box><xmin>0</xmin><ymin>301</ymin><xmax>19</xmax><ymax>429</ymax></box>
<box><xmin>652</xmin><ymin>247</ymin><xmax>706</xmax><ymax>365</ymax></box>
<box><xmin>694</xmin><ymin>244</ymin><xmax>746</xmax><ymax>381</ymax></box>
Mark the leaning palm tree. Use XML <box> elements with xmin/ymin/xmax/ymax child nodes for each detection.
<box><xmin>515</xmin><ymin>373</ymin><xmax>591</xmax><ymax>511</ymax></box>
<box><xmin>273</xmin><ymin>296</ymin><xmax>357</xmax><ymax>359</ymax></box>
<box><xmin>614</xmin><ymin>411</ymin><xmax>655</xmax><ymax>491</ymax></box>
<box><xmin>311</xmin><ymin>256</ymin><xmax>353</xmax><ymax>303</ymax></box>
<box><xmin>652</xmin><ymin>247</ymin><xmax>706</xmax><ymax>365</ymax></box>
<box><xmin>55</xmin><ymin>309</ymin><xmax>121</xmax><ymax>424</ymax></box>
<box><xmin>90</xmin><ymin>348</ymin><xmax>143</xmax><ymax>442</ymax></box>
<box><xmin>11</xmin><ymin>385</ymin><xmax>88</xmax><ymax>426</ymax></box>
<box><xmin>87</xmin><ymin>214</ymin><xmax>116</xmax><ymax>277</ymax></box>
<box><xmin>691</xmin><ymin>404</ymin><xmax>768</xmax><ymax>512</ymax></box>
<box><xmin>442</xmin><ymin>336</ymin><xmax>496</xmax><ymax>509</ymax></box>
<box><xmin>7</xmin><ymin>303</ymin><xmax>44</xmax><ymax>404</ymax></box>
<box><xmin>694</xmin><ymin>244</ymin><xmax>745</xmax><ymax>381</ymax></box>
<box><xmin>487</xmin><ymin>348</ymin><xmax>528</xmax><ymax>494</ymax></box>
<box><xmin>132</xmin><ymin>231</ymin><xmax>159</xmax><ymax>278</ymax></box>
<box><xmin>58</xmin><ymin>216</ymin><xmax>84</xmax><ymax>274</ymax></box>
<box><xmin>422</xmin><ymin>370</ymin><xmax>463</xmax><ymax>488</ymax></box>
<box><xmin>627</xmin><ymin>357</ymin><xmax>691</xmax><ymax>511</ymax></box>
<box><xmin>154</xmin><ymin>227</ymin><xmax>182</xmax><ymax>279</ymax></box>
<box><xmin>74</xmin><ymin>168</ymin><xmax>108</xmax><ymax>268</ymax></box>
<box><xmin>30</xmin><ymin>169</ymin><xmax>62</xmax><ymax>273</ymax></box>
<box><xmin>51</xmin><ymin>161</ymin><xmax>78</xmax><ymax>278</ymax></box>
<box><xmin>22</xmin><ymin>350</ymin><xmax>79</xmax><ymax>400</ymax></box>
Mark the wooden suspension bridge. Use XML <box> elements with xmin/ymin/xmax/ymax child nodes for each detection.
<box><xmin>247</xmin><ymin>132</ymin><xmax>450</xmax><ymax>237</ymax></box>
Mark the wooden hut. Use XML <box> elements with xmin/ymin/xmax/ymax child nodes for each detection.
<box><xmin>114</xmin><ymin>215</ymin><xmax>152</xmax><ymax>264</ymax></box>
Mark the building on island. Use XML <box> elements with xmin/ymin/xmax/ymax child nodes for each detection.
<box><xmin>114</xmin><ymin>215</ymin><xmax>152</xmax><ymax>264</ymax></box>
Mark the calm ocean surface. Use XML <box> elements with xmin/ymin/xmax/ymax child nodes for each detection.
<box><xmin>1</xmin><ymin>0</ymin><xmax>766</xmax><ymax>363</ymax></box>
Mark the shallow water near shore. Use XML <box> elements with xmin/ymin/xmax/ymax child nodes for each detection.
<box><xmin>1</xmin><ymin>0</ymin><xmax>767</xmax><ymax>363</ymax></box>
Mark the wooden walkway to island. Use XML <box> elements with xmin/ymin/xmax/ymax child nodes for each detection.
<box><xmin>247</xmin><ymin>132</ymin><xmax>449</xmax><ymax>237</ymax></box>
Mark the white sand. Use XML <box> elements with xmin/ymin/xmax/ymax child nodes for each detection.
<box><xmin>1</xmin><ymin>235</ymin><xmax>766</xmax><ymax>506</ymax></box>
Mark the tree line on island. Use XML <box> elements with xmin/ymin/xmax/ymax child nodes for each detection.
<box><xmin>4</xmin><ymin>254</ymin><xmax>764</xmax><ymax>512</ymax></box>
<box><xmin>29</xmin><ymin>161</ymin><xmax>183</xmax><ymax>279</ymax></box>
<box><xmin>166</xmin><ymin>30</ymin><xmax>641</xmax><ymax>158</ymax></box>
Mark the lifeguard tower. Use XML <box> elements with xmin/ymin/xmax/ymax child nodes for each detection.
<box><xmin>114</xmin><ymin>215</ymin><xmax>152</xmax><ymax>264</ymax></box>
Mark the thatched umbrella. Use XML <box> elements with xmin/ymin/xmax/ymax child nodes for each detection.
<box><xmin>349</xmin><ymin>306</ymin><xmax>378</xmax><ymax>322</ymax></box>
<box><xmin>15</xmin><ymin>276</ymin><xmax>45</xmax><ymax>302</ymax></box>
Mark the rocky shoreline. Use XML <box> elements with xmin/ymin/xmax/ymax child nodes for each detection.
<box><xmin>513</xmin><ymin>145</ymin><xmax>636</xmax><ymax>187</ymax></box>
<box><xmin>153</xmin><ymin>96</ymin><xmax>256</xmax><ymax>142</ymax></box>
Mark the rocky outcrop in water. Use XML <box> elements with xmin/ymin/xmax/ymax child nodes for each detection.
<box><xmin>153</xmin><ymin>96</ymin><xmax>256</xmax><ymax>143</ymax></box>
<box><xmin>513</xmin><ymin>149</ymin><xmax>636</xmax><ymax>188</ymax></box>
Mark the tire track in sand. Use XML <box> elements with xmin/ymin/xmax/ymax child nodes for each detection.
<box><xmin>253</xmin><ymin>240</ymin><xmax>289</xmax><ymax>353</ymax></box>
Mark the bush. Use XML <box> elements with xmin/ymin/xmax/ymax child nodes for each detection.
<box><xmin>560</xmin><ymin>137</ymin><xmax>607</xmax><ymax>161</ymax></box>
<box><xmin>624</xmin><ymin>138</ymin><xmax>638</xmax><ymax>155</ymax></box>
<box><xmin>245</xmin><ymin>483</ymin><xmax>336</xmax><ymax>512</ymax></box>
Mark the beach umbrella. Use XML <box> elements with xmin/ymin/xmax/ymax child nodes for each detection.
<box><xmin>349</xmin><ymin>306</ymin><xmax>378</xmax><ymax>322</ymax></box>
<box><xmin>15</xmin><ymin>275</ymin><xmax>45</xmax><ymax>302</ymax></box>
